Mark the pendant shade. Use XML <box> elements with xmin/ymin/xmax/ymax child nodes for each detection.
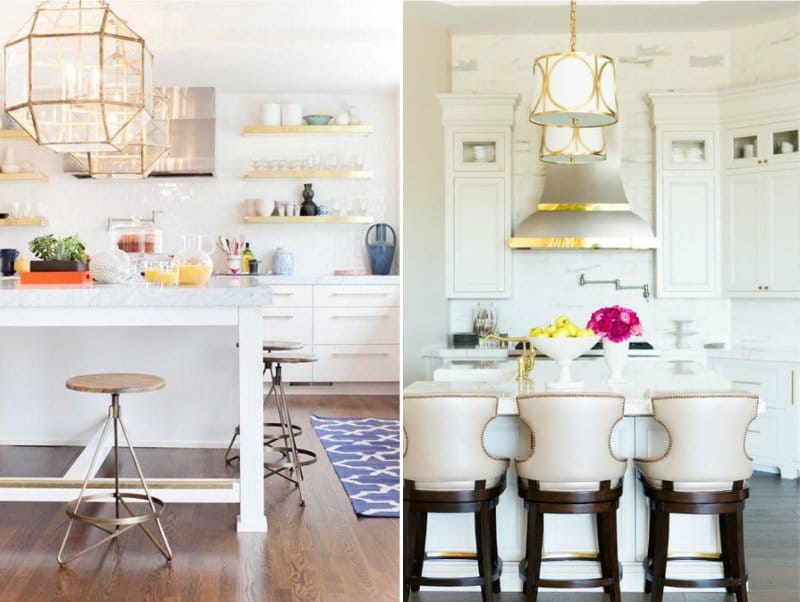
<box><xmin>69</xmin><ymin>90</ymin><xmax>169</xmax><ymax>178</ymax></box>
<box><xmin>540</xmin><ymin>125</ymin><xmax>606</xmax><ymax>164</ymax></box>
<box><xmin>3</xmin><ymin>2</ymin><xmax>153</xmax><ymax>153</ymax></box>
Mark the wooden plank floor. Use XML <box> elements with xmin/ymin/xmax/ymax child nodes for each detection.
<box><xmin>412</xmin><ymin>473</ymin><xmax>800</xmax><ymax>602</ymax></box>
<box><xmin>0</xmin><ymin>395</ymin><xmax>399</xmax><ymax>602</ymax></box>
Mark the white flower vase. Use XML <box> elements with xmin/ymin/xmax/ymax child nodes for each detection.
<box><xmin>603</xmin><ymin>338</ymin><xmax>629</xmax><ymax>384</ymax></box>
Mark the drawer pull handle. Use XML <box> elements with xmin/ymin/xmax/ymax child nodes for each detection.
<box><xmin>272</xmin><ymin>292</ymin><xmax>295</xmax><ymax>296</ymax></box>
<box><xmin>332</xmin><ymin>352</ymin><xmax>391</xmax><ymax>357</ymax></box>
<box><xmin>330</xmin><ymin>292</ymin><xmax>389</xmax><ymax>297</ymax></box>
<box><xmin>330</xmin><ymin>315</ymin><xmax>389</xmax><ymax>320</ymax></box>
<box><xmin>747</xmin><ymin>429</ymin><xmax>761</xmax><ymax>434</ymax></box>
<box><xmin>263</xmin><ymin>315</ymin><xmax>294</xmax><ymax>320</ymax></box>
<box><xmin>792</xmin><ymin>370</ymin><xmax>796</xmax><ymax>406</ymax></box>
<box><xmin>731</xmin><ymin>380</ymin><xmax>761</xmax><ymax>386</ymax></box>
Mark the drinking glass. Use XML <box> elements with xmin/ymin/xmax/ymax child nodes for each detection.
<box><xmin>143</xmin><ymin>261</ymin><xmax>162</xmax><ymax>287</ymax></box>
<box><xmin>159</xmin><ymin>261</ymin><xmax>179</xmax><ymax>287</ymax></box>
<box><xmin>354</xmin><ymin>197</ymin><xmax>368</xmax><ymax>216</ymax></box>
<box><xmin>325</xmin><ymin>153</ymin><xmax>338</xmax><ymax>169</ymax></box>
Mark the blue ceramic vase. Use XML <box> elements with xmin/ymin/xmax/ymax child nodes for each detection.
<box><xmin>365</xmin><ymin>223</ymin><xmax>396</xmax><ymax>275</ymax></box>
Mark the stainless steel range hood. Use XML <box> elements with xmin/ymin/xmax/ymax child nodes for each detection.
<box><xmin>508</xmin><ymin>128</ymin><xmax>657</xmax><ymax>250</ymax></box>
<box><xmin>65</xmin><ymin>86</ymin><xmax>215</xmax><ymax>178</ymax></box>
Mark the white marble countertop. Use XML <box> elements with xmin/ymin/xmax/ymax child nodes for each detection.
<box><xmin>213</xmin><ymin>273</ymin><xmax>399</xmax><ymax>285</ymax></box>
<box><xmin>405</xmin><ymin>359</ymin><xmax>749</xmax><ymax>416</ymax></box>
<box><xmin>0</xmin><ymin>276</ymin><xmax>272</xmax><ymax>307</ymax></box>
<box><xmin>706</xmin><ymin>346</ymin><xmax>800</xmax><ymax>364</ymax></box>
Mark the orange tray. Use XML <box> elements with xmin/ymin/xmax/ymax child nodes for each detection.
<box><xmin>20</xmin><ymin>271</ymin><xmax>92</xmax><ymax>286</ymax></box>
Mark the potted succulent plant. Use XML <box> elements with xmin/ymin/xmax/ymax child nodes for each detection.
<box><xmin>28</xmin><ymin>234</ymin><xmax>88</xmax><ymax>272</ymax></box>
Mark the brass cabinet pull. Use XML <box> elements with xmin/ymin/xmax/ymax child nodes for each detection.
<box><xmin>747</xmin><ymin>429</ymin><xmax>761</xmax><ymax>434</ymax></box>
<box><xmin>329</xmin><ymin>292</ymin><xmax>389</xmax><ymax>297</ymax></box>
<box><xmin>732</xmin><ymin>379</ymin><xmax>762</xmax><ymax>386</ymax></box>
<box><xmin>272</xmin><ymin>292</ymin><xmax>295</xmax><ymax>296</ymax></box>
<box><xmin>331</xmin><ymin>352</ymin><xmax>392</xmax><ymax>357</ymax></box>
<box><xmin>330</xmin><ymin>315</ymin><xmax>389</xmax><ymax>320</ymax></box>
<box><xmin>263</xmin><ymin>315</ymin><xmax>294</xmax><ymax>319</ymax></box>
<box><xmin>792</xmin><ymin>370</ymin><xmax>796</xmax><ymax>406</ymax></box>
<box><xmin>764</xmin><ymin>285</ymin><xmax>769</xmax><ymax>290</ymax></box>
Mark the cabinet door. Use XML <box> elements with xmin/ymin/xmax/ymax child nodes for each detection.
<box><xmin>663</xmin><ymin>131</ymin><xmax>715</xmax><ymax>171</ymax></box>
<box><xmin>763</xmin><ymin>169</ymin><xmax>800</xmax><ymax>292</ymax></box>
<box><xmin>726</xmin><ymin>126</ymin><xmax>762</xmax><ymax>169</ymax></box>
<box><xmin>448</xmin><ymin>177</ymin><xmax>509</xmax><ymax>297</ymax></box>
<box><xmin>724</xmin><ymin>172</ymin><xmax>763</xmax><ymax>293</ymax></box>
<box><xmin>453</xmin><ymin>130</ymin><xmax>506</xmax><ymax>172</ymax></box>
<box><xmin>658</xmin><ymin>175</ymin><xmax>717</xmax><ymax>296</ymax></box>
<box><xmin>765</xmin><ymin>120</ymin><xmax>799</xmax><ymax>165</ymax></box>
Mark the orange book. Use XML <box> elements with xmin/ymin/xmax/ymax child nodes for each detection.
<box><xmin>20</xmin><ymin>271</ymin><xmax>93</xmax><ymax>286</ymax></box>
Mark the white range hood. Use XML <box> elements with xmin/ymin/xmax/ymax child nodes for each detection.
<box><xmin>509</xmin><ymin>128</ymin><xmax>658</xmax><ymax>250</ymax></box>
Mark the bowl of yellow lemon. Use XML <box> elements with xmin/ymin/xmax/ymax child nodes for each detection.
<box><xmin>529</xmin><ymin>315</ymin><xmax>599</xmax><ymax>389</ymax></box>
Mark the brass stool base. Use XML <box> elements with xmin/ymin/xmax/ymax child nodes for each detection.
<box><xmin>224</xmin><ymin>421</ymin><xmax>302</xmax><ymax>464</ymax></box>
<box><xmin>65</xmin><ymin>491</ymin><xmax>165</xmax><ymax>529</ymax></box>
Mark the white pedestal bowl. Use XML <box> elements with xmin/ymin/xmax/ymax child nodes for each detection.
<box><xmin>531</xmin><ymin>335</ymin><xmax>601</xmax><ymax>390</ymax></box>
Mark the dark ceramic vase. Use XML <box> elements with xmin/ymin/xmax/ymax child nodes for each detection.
<box><xmin>300</xmin><ymin>183</ymin><xmax>318</xmax><ymax>216</ymax></box>
<box><xmin>365</xmin><ymin>223</ymin><xmax>396</xmax><ymax>275</ymax></box>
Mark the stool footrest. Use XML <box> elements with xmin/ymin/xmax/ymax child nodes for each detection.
<box><xmin>65</xmin><ymin>491</ymin><xmax>164</xmax><ymax>529</ymax></box>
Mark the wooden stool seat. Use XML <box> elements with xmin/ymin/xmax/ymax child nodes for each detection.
<box><xmin>263</xmin><ymin>340</ymin><xmax>303</xmax><ymax>352</ymax></box>
<box><xmin>65</xmin><ymin>373</ymin><xmax>165</xmax><ymax>394</ymax></box>
<box><xmin>262</xmin><ymin>353</ymin><xmax>317</xmax><ymax>364</ymax></box>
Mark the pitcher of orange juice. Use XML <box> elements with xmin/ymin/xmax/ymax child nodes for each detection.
<box><xmin>172</xmin><ymin>234</ymin><xmax>214</xmax><ymax>285</ymax></box>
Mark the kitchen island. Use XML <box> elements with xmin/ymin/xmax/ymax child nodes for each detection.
<box><xmin>0</xmin><ymin>277</ymin><xmax>271</xmax><ymax>533</ymax></box>
<box><xmin>405</xmin><ymin>359</ymin><xmax>763</xmax><ymax>592</ymax></box>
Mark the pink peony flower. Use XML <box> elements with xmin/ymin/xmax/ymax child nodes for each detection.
<box><xmin>586</xmin><ymin>305</ymin><xmax>642</xmax><ymax>342</ymax></box>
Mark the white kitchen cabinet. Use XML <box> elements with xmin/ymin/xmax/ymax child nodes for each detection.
<box><xmin>723</xmin><ymin>168</ymin><xmax>800</xmax><ymax>296</ymax></box>
<box><xmin>649</xmin><ymin>93</ymin><xmax>721</xmax><ymax>298</ymax></box>
<box><xmin>725</xmin><ymin>120</ymin><xmax>800</xmax><ymax>170</ymax></box>
<box><xmin>709</xmin><ymin>357</ymin><xmax>799</xmax><ymax>479</ymax></box>
<box><xmin>439</xmin><ymin>94</ymin><xmax>518</xmax><ymax>299</ymax></box>
<box><xmin>261</xmin><ymin>283</ymin><xmax>400</xmax><ymax>385</ymax></box>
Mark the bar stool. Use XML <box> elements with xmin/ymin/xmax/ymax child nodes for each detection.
<box><xmin>403</xmin><ymin>393</ymin><xmax>509</xmax><ymax>602</ymax></box>
<box><xmin>515</xmin><ymin>393</ymin><xmax>627</xmax><ymax>602</ymax></box>
<box><xmin>635</xmin><ymin>392</ymin><xmax>759</xmax><ymax>602</ymax></box>
<box><xmin>224</xmin><ymin>340</ymin><xmax>304</xmax><ymax>463</ymax></box>
<box><xmin>58</xmin><ymin>373</ymin><xmax>172</xmax><ymax>566</ymax></box>
<box><xmin>261</xmin><ymin>352</ymin><xmax>318</xmax><ymax>506</ymax></box>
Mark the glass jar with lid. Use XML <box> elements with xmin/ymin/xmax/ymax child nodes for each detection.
<box><xmin>109</xmin><ymin>217</ymin><xmax>163</xmax><ymax>255</ymax></box>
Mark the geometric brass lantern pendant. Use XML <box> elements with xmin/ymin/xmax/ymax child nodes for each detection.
<box><xmin>529</xmin><ymin>0</ymin><xmax>617</xmax><ymax>128</ymax></box>
<box><xmin>540</xmin><ymin>125</ymin><xmax>606</xmax><ymax>164</ymax></box>
<box><xmin>69</xmin><ymin>89</ymin><xmax>169</xmax><ymax>178</ymax></box>
<box><xmin>3</xmin><ymin>0</ymin><xmax>153</xmax><ymax>154</ymax></box>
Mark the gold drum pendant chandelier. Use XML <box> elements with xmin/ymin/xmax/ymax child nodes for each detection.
<box><xmin>530</xmin><ymin>0</ymin><xmax>617</xmax><ymax>128</ymax></box>
<box><xmin>69</xmin><ymin>89</ymin><xmax>169</xmax><ymax>178</ymax></box>
<box><xmin>4</xmin><ymin>0</ymin><xmax>153</xmax><ymax>153</ymax></box>
<box><xmin>540</xmin><ymin>125</ymin><xmax>606</xmax><ymax>164</ymax></box>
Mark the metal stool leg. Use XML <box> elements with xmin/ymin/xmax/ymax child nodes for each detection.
<box><xmin>58</xmin><ymin>394</ymin><xmax>172</xmax><ymax>565</ymax></box>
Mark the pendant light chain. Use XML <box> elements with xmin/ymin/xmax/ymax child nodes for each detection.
<box><xmin>569</xmin><ymin>0</ymin><xmax>577</xmax><ymax>52</ymax></box>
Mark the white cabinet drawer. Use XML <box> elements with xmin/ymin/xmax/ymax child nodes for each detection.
<box><xmin>265</xmin><ymin>346</ymin><xmax>314</xmax><ymax>383</ymax></box>
<box><xmin>746</xmin><ymin>410</ymin><xmax>785</xmax><ymax>459</ymax></box>
<box><xmin>719</xmin><ymin>360</ymin><xmax>783</xmax><ymax>409</ymax></box>
<box><xmin>313</xmin><ymin>285</ymin><xmax>399</xmax><ymax>307</ymax></box>
<box><xmin>262</xmin><ymin>307</ymin><xmax>312</xmax><ymax>344</ymax></box>
<box><xmin>267</xmin><ymin>285</ymin><xmax>312</xmax><ymax>307</ymax></box>
<box><xmin>313</xmin><ymin>307</ymin><xmax>399</xmax><ymax>345</ymax></box>
<box><xmin>313</xmin><ymin>345</ymin><xmax>399</xmax><ymax>382</ymax></box>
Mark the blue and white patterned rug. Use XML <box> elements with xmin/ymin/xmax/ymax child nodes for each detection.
<box><xmin>310</xmin><ymin>415</ymin><xmax>400</xmax><ymax>518</ymax></box>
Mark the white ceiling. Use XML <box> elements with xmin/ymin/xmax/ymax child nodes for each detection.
<box><xmin>0</xmin><ymin>0</ymin><xmax>402</xmax><ymax>93</ymax></box>
<box><xmin>405</xmin><ymin>0</ymin><xmax>800</xmax><ymax>33</ymax></box>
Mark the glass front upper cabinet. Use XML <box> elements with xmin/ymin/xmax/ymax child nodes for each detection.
<box><xmin>726</xmin><ymin>121</ymin><xmax>799</xmax><ymax>168</ymax></box>
<box><xmin>663</xmin><ymin>131</ymin><xmax>714</xmax><ymax>170</ymax></box>
<box><xmin>453</xmin><ymin>131</ymin><xmax>505</xmax><ymax>171</ymax></box>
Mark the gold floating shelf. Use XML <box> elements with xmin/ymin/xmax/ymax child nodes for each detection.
<box><xmin>0</xmin><ymin>217</ymin><xmax>48</xmax><ymax>226</ymax></box>
<box><xmin>0</xmin><ymin>129</ymin><xmax>30</xmax><ymax>139</ymax></box>
<box><xmin>243</xmin><ymin>125</ymin><xmax>373</xmax><ymax>136</ymax></box>
<box><xmin>244</xmin><ymin>215</ymin><xmax>375</xmax><ymax>225</ymax></box>
<box><xmin>0</xmin><ymin>172</ymin><xmax>48</xmax><ymax>182</ymax></box>
<box><xmin>243</xmin><ymin>170</ymin><xmax>372</xmax><ymax>180</ymax></box>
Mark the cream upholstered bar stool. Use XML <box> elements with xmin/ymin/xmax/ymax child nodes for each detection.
<box><xmin>515</xmin><ymin>392</ymin><xmax>628</xmax><ymax>602</ymax></box>
<box><xmin>58</xmin><ymin>373</ymin><xmax>172</xmax><ymax>565</ymax></box>
<box><xmin>403</xmin><ymin>393</ymin><xmax>509</xmax><ymax>602</ymax></box>
<box><xmin>635</xmin><ymin>392</ymin><xmax>759</xmax><ymax>602</ymax></box>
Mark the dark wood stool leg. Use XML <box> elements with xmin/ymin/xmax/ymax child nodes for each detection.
<box><xmin>403</xmin><ymin>502</ymin><xmax>416</xmax><ymax>602</ymax></box>
<box><xmin>524</xmin><ymin>504</ymin><xmax>544</xmax><ymax>602</ymax></box>
<box><xmin>410</xmin><ymin>511</ymin><xmax>427</xmax><ymax>592</ymax></box>
<box><xmin>720</xmin><ymin>512</ymin><xmax>736</xmax><ymax>594</ymax></box>
<box><xmin>490</xmin><ymin>507</ymin><xmax>501</xmax><ymax>594</ymax></box>
<box><xmin>477</xmin><ymin>504</ymin><xmax>495</xmax><ymax>602</ymax></box>
<box><xmin>644</xmin><ymin>506</ymin><xmax>656</xmax><ymax>593</ymax></box>
<box><xmin>597</xmin><ymin>509</ymin><xmax>621</xmax><ymax>602</ymax></box>
<box><xmin>729</xmin><ymin>507</ymin><xmax>749</xmax><ymax>602</ymax></box>
<box><xmin>651</xmin><ymin>506</ymin><xmax>670</xmax><ymax>602</ymax></box>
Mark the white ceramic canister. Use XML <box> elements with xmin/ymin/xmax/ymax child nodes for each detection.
<box><xmin>262</xmin><ymin>103</ymin><xmax>281</xmax><ymax>126</ymax></box>
<box><xmin>281</xmin><ymin>104</ymin><xmax>303</xmax><ymax>126</ymax></box>
<box><xmin>334</xmin><ymin>110</ymin><xmax>351</xmax><ymax>126</ymax></box>
<box><xmin>272</xmin><ymin>247</ymin><xmax>294</xmax><ymax>275</ymax></box>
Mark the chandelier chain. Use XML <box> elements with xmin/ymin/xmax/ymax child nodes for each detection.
<box><xmin>569</xmin><ymin>0</ymin><xmax>577</xmax><ymax>52</ymax></box>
